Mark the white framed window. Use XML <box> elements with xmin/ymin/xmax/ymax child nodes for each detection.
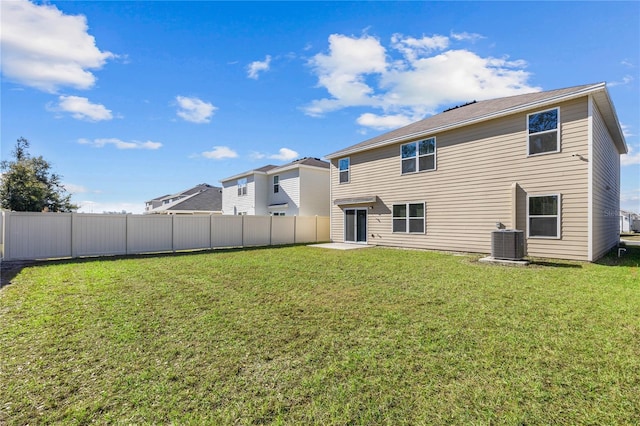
<box><xmin>338</xmin><ymin>157</ymin><xmax>350</xmax><ymax>183</ymax></box>
<box><xmin>273</xmin><ymin>175</ymin><xmax>279</xmax><ymax>193</ymax></box>
<box><xmin>528</xmin><ymin>108</ymin><xmax>560</xmax><ymax>156</ymax></box>
<box><xmin>271</xmin><ymin>212</ymin><xmax>285</xmax><ymax>216</ymax></box>
<box><xmin>237</xmin><ymin>178</ymin><xmax>247</xmax><ymax>196</ymax></box>
<box><xmin>401</xmin><ymin>138</ymin><xmax>436</xmax><ymax>174</ymax></box>
<box><xmin>527</xmin><ymin>194</ymin><xmax>561</xmax><ymax>238</ymax></box>
<box><xmin>392</xmin><ymin>202</ymin><xmax>425</xmax><ymax>233</ymax></box>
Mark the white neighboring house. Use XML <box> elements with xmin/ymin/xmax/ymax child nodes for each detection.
<box><xmin>620</xmin><ymin>210</ymin><xmax>640</xmax><ymax>233</ymax></box>
<box><xmin>144</xmin><ymin>183</ymin><xmax>222</xmax><ymax>215</ymax></box>
<box><xmin>220</xmin><ymin>158</ymin><xmax>330</xmax><ymax>216</ymax></box>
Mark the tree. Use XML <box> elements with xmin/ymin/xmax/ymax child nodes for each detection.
<box><xmin>0</xmin><ymin>137</ymin><xmax>78</xmax><ymax>212</ymax></box>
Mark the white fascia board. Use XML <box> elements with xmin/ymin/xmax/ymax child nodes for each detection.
<box><xmin>219</xmin><ymin>170</ymin><xmax>269</xmax><ymax>184</ymax></box>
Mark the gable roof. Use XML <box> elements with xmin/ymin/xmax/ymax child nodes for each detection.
<box><xmin>152</xmin><ymin>186</ymin><xmax>222</xmax><ymax>212</ymax></box>
<box><xmin>326</xmin><ymin>82</ymin><xmax>627</xmax><ymax>159</ymax></box>
<box><xmin>146</xmin><ymin>183</ymin><xmax>217</xmax><ymax>203</ymax></box>
<box><xmin>220</xmin><ymin>157</ymin><xmax>329</xmax><ymax>183</ymax></box>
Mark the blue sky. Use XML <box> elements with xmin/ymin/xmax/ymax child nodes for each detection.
<box><xmin>1</xmin><ymin>1</ymin><xmax>639</xmax><ymax>214</ymax></box>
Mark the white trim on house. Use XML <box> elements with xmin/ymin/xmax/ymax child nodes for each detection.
<box><xmin>587</xmin><ymin>95</ymin><xmax>594</xmax><ymax>261</ymax></box>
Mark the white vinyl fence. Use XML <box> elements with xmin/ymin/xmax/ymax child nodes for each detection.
<box><xmin>0</xmin><ymin>212</ymin><xmax>330</xmax><ymax>261</ymax></box>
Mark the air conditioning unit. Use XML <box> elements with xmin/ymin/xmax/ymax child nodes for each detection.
<box><xmin>491</xmin><ymin>230</ymin><xmax>525</xmax><ymax>260</ymax></box>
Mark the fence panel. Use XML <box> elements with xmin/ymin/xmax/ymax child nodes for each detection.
<box><xmin>243</xmin><ymin>216</ymin><xmax>271</xmax><ymax>247</ymax></box>
<box><xmin>317</xmin><ymin>216</ymin><xmax>330</xmax><ymax>242</ymax></box>
<box><xmin>72</xmin><ymin>214</ymin><xmax>127</xmax><ymax>257</ymax></box>
<box><xmin>211</xmin><ymin>216</ymin><xmax>243</xmax><ymax>248</ymax></box>
<box><xmin>174</xmin><ymin>215</ymin><xmax>211</xmax><ymax>250</ymax></box>
<box><xmin>271</xmin><ymin>216</ymin><xmax>296</xmax><ymax>245</ymax></box>
<box><xmin>294</xmin><ymin>216</ymin><xmax>316</xmax><ymax>243</ymax></box>
<box><xmin>127</xmin><ymin>215</ymin><xmax>173</xmax><ymax>254</ymax></box>
<box><xmin>1</xmin><ymin>212</ymin><xmax>331</xmax><ymax>260</ymax></box>
<box><xmin>5</xmin><ymin>212</ymin><xmax>72</xmax><ymax>260</ymax></box>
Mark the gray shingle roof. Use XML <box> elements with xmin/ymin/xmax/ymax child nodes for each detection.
<box><xmin>326</xmin><ymin>83</ymin><xmax>626</xmax><ymax>158</ymax></box>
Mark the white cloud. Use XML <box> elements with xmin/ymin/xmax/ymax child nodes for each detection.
<box><xmin>269</xmin><ymin>148</ymin><xmax>299</xmax><ymax>161</ymax></box>
<box><xmin>305</xmin><ymin>34</ymin><xmax>388</xmax><ymax>116</ymax></box>
<box><xmin>76</xmin><ymin>201</ymin><xmax>144</xmax><ymax>214</ymax></box>
<box><xmin>0</xmin><ymin>0</ymin><xmax>114</xmax><ymax>92</ymax></box>
<box><xmin>304</xmin><ymin>32</ymin><xmax>540</xmax><ymax>130</ymax></box>
<box><xmin>247</xmin><ymin>55</ymin><xmax>272</xmax><ymax>79</ymax></box>
<box><xmin>62</xmin><ymin>183</ymin><xmax>89</xmax><ymax>194</ymax></box>
<box><xmin>356</xmin><ymin>113</ymin><xmax>414</xmax><ymax>130</ymax></box>
<box><xmin>450</xmin><ymin>31</ymin><xmax>484</xmax><ymax>43</ymax></box>
<box><xmin>251</xmin><ymin>148</ymin><xmax>299</xmax><ymax>162</ymax></box>
<box><xmin>201</xmin><ymin>146</ymin><xmax>238</xmax><ymax>159</ymax></box>
<box><xmin>621</xmin><ymin>145</ymin><xmax>640</xmax><ymax>166</ymax></box>
<box><xmin>175</xmin><ymin>96</ymin><xmax>217</xmax><ymax>123</ymax></box>
<box><xmin>621</xmin><ymin>124</ymin><xmax>634</xmax><ymax>139</ymax></box>
<box><xmin>79</xmin><ymin>138</ymin><xmax>162</xmax><ymax>150</ymax></box>
<box><xmin>607</xmin><ymin>75</ymin><xmax>634</xmax><ymax>87</ymax></box>
<box><xmin>51</xmin><ymin>95</ymin><xmax>113</xmax><ymax>121</ymax></box>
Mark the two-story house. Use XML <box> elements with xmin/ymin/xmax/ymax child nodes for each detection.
<box><xmin>325</xmin><ymin>83</ymin><xmax>627</xmax><ymax>261</ymax></box>
<box><xmin>220</xmin><ymin>157</ymin><xmax>330</xmax><ymax>216</ymax></box>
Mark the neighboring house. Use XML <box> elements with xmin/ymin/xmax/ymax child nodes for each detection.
<box><xmin>220</xmin><ymin>157</ymin><xmax>330</xmax><ymax>216</ymax></box>
<box><xmin>144</xmin><ymin>183</ymin><xmax>222</xmax><ymax>214</ymax></box>
<box><xmin>620</xmin><ymin>210</ymin><xmax>640</xmax><ymax>233</ymax></box>
<box><xmin>325</xmin><ymin>83</ymin><xmax>627</xmax><ymax>261</ymax></box>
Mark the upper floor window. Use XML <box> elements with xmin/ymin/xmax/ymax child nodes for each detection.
<box><xmin>339</xmin><ymin>157</ymin><xmax>350</xmax><ymax>183</ymax></box>
<box><xmin>273</xmin><ymin>175</ymin><xmax>280</xmax><ymax>193</ymax></box>
<box><xmin>237</xmin><ymin>178</ymin><xmax>247</xmax><ymax>196</ymax></box>
<box><xmin>527</xmin><ymin>194</ymin><xmax>560</xmax><ymax>238</ymax></box>
<box><xmin>392</xmin><ymin>202</ymin><xmax>425</xmax><ymax>233</ymax></box>
<box><xmin>401</xmin><ymin>138</ymin><xmax>436</xmax><ymax>174</ymax></box>
<box><xmin>528</xmin><ymin>108</ymin><xmax>560</xmax><ymax>156</ymax></box>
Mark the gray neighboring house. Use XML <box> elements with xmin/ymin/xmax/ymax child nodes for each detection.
<box><xmin>325</xmin><ymin>82</ymin><xmax>627</xmax><ymax>262</ymax></box>
<box><xmin>144</xmin><ymin>183</ymin><xmax>222</xmax><ymax>215</ymax></box>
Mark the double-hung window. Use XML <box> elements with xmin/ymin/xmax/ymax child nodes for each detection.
<box><xmin>527</xmin><ymin>194</ymin><xmax>560</xmax><ymax>238</ymax></box>
<box><xmin>273</xmin><ymin>175</ymin><xmax>279</xmax><ymax>193</ymax></box>
<box><xmin>392</xmin><ymin>202</ymin><xmax>425</xmax><ymax>233</ymax></box>
<box><xmin>528</xmin><ymin>108</ymin><xmax>560</xmax><ymax>155</ymax></box>
<box><xmin>237</xmin><ymin>178</ymin><xmax>247</xmax><ymax>196</ymax></box>
<box><xmin>339</xmin><ymin>157</ymin><xmax>350</xmax><ymax>183</ymax></box>
<box><xmin>401</xmin><ymin>138</ymin><xmax>436</xmax><ymax>174</ymax></box>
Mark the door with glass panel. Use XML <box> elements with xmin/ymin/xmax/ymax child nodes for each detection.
<box><xmin>344</xmin><ymin>209</ymin><xmax>367</xmax><ymax>243</ymax></box>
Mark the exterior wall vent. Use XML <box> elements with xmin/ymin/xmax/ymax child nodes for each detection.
<box><xmin>491</xmin><ymin>230</ymin><xmax>525</xmax><ymax>260</ymax></box>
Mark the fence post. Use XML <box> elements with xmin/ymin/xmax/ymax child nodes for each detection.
<box><xmin>315</xmin><ymin>215</ymin><xmax>318</xmax><ymax>242</ymax></box>
<box><xmin>70</xmin><ymin>212</ymin><xmax>76</xmax><ymax>258</ymax></box>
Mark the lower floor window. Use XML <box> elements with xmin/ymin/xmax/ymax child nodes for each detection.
<box><xmin>272</xmin><ymin>212</ymin><xmax>285</xmax><ymax>216</ymax></box>
<box><xmin>528</xmin><ymin>194</ymin><xmax>560</xmax><ymax>238</ymax></box>
<box><xmin>393</xmin><ymin>202</ymin><xmax>425</xmax><ymax>233</ymax></box>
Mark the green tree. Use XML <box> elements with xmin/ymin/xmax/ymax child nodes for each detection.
<box><xmin>0</xmin><ymin>137</ymin><xmax>78</xmax><ymax>212</ymax></box>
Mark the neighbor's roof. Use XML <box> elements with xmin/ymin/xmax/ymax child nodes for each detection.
<box><xmin>220</xmin><ymin>157</ymin><xmax>329</xmax><ymax>182</ymax></box>
<box><xmin>152</xmin><ymin>186</ymin><xmax>222</xmax><ymax>212</ymax></box>
<box><xmin>326</xmin><ymin>82</ymin><xmax>627</xmax><ymax>159</ymax></box>
<box><xmin>146</xmin><ymin>183</ymin><xmax>216</xmax><ymax>203</ymax></box>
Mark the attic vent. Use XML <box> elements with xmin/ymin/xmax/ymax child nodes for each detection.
<box><xmin>442</xmin><ymin>100</ymin><xmax>477</xmax><ymax>113</ymax></box>
<box><xmin>491</xmin><ymin>230</ymin><xmax>525</xmax><ymax>260</ymax></box>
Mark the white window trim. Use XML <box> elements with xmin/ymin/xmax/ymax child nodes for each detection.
<box><xmin>273</xmin><ymin>175</ymin><xmax>279</xmax><ymax>193</ymax></box>
<box><xmin>527</xmin><ymin>107</ymin><xmax>561</xmax><ymax>157</ymax></box>
<box><xmin>527</xmin><ymin>193</ymin><xmax>561</xmax><ymax>239</ymax></box>
<box><xmin>392</xmin><ymin>201</ymin><xmax>426</xmax><ymax>234</ymax></box>
<box><xmin>338</xmin><ymin>157</ymin><xmax>350</xmax><ymax>184</ymax></box>
<box><xmin>400</xmin><ymin>137</ymin><xmax>437</xmax><ymax>175</ymax></box>
<box><xmin>237</xmin><ymin>178</ymin><xmax>247</xmax><ymax>197</ymax></box>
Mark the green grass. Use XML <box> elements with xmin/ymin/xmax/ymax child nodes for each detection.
<box><xmin>1</xmin><ymin>246</ymin><xmax>639</xmax><ymax>425</ymax></box>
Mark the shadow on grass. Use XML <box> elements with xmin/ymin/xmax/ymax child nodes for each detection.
<box><xmin>595</xmin><ymin>244</ymin><xmax>640</xmax><ymax>267</ymax></box>
<box><xmin>0</xmin><ymin>244</ymin><xmax>304</xmax><ymax>290</ymax></box>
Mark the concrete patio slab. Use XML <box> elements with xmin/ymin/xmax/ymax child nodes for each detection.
<box><xmin>309</xmin><ymin>243</ymin><xmax>374</xmax><ymax>250</ymax></box>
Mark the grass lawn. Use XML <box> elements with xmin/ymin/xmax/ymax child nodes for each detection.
<box><xmin>1</xmin><ymin>245</ymin><xmax>639</xmax><ymax>424</ymax></box>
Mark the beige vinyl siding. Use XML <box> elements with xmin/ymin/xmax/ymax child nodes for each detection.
<box><xmin>590</xmin><ymin>97</ymin><xmax>621</xmax><ymax>260</ymax></box>
<box><xmin>331</xmin><ymin>97</ymin><xmax>591</xmax><ymax>260</ymax></box>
